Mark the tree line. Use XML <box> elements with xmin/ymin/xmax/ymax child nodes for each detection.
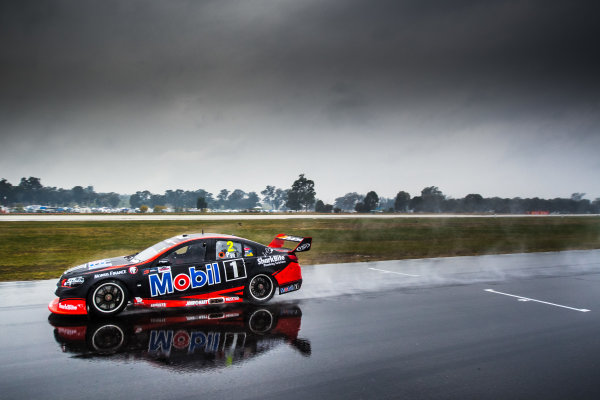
<box><xmin>0</xmin><ymin>177</ymin><xmax>121</xmax><ymax>208</ymax></box>
<box><xmin>330</xmin><ymin>186</ymin><xmax>600</xmax><ymax>214</ymax></box>
<box><xmin>1</xmin><ymin>176</ymin><xmax>599</xmax><ymax>214</ymax></box>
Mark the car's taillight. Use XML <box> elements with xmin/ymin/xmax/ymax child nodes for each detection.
<box><xmin>288</xmin><ymin>254</ymin><xmax>298</xmax><ymax>262</ymax></box>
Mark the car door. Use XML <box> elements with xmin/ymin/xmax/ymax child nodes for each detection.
<box><xmin>214</xmin><ymin>239</ymin><xmax>250</xmax><ymax>289</ymax></box>
<box><xmin>144</xmin><ymin>240</ymin><xmax>212</xmax><ymax>299</ymax></box>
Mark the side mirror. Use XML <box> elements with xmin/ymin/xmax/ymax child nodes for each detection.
<box><xmin>157</xmin><ymin>258</ymin><xmax>170</xmax><ymax>266</ymax></box>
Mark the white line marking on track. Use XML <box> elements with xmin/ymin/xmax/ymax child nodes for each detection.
<box><xmin>484</xmin><ymin>289</ymin><xmax>590</xmax><ymax>312</ymax></box>
<box><xmin>368</xmin><ymin>267</ymin><xmax>420</xmax><ymax>277</ymax></box>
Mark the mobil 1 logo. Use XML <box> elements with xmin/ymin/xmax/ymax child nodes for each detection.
<box><xmin>223</xmin><ymin>259</ymin><xmax>247</xmax><ymax>282</ymax></box>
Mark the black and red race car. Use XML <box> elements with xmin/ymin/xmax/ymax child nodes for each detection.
<box><xmin>49</xmin><ymin>233</ymin><xmax>311</xmax><ymax>317</ymax></box>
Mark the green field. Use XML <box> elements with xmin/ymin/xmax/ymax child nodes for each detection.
<box><xmin>0</xmin><ymin>217</ymin><xmax>599</xmax><ymax>281</ymax></box>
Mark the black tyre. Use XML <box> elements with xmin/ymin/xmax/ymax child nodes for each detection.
<box><xmin>248</xmin><ymin>308</ymin><xmax>274</xmax><ymax>334</ymax></box>
<box><xmin>246</xmin><ymin>274</ymin><xmax>275</xmax><ymax>304</ymax></box>
<box><xmin>89</xmin><ymin>323</ymin><xmax>125</xmax><ymax>354</ymax></box>
<box><xmin>87</xmin><ymin>280</ymin><xmax>128</xmax><ymax>317</ymax></box>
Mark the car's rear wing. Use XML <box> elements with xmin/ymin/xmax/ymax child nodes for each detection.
<box><xmin>268</xmin><ymin>234</ymin><xmax>312</xmax><ymax>253</ymax></box>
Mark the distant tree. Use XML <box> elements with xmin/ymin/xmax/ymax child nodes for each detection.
<box><xmin>18</xmin><ymin>177</ymin><xmax>43</xmax><ymax>203</ymax></box>
<box><xmin>355</xmin><ymin>191</ymin><xmax>379</xmax><ymax>213</ymax></box>
<box><xmin>334</xmin><ymin>192</ymin><xmax>364</xmax><ymax>211</ymax></box>
<box><xmin>139</xmin><ymin>205</ymin><xmax>149</xmax><ymax>213</ymax></box>
<box><xmin>130</xmin><ymin>191</ymin><xmax>152</xmax><ymax>208</ymax></box>
<box><xmin>150</xmin><ymin>194</ymin><xmax>166</xmax><ymax>207</ymax></box>
<box><xmin>153</xmin><ymin>205</ymin><xmax>166</xmax><ymax>213</ymax></box>
<box><xmin>315</xmin><ymin>200</ymin><xmax>326</xmax><ymax>212</ymax></box>
<box><xmin>315</xmin><ymin>200</ymin><xmax>334</xmax><ymax>213</ymax></box>
<box><xmin>71</xmin><ymin>186</ymin><xmax>86</xmax><ymax>205</ymax></box>
<box><xmin>273</xmin><ymin>188</ymin><xmax>288</xmax><ymax>210</ymax></box>
<box><xmin>593</xmin><ymin>198</ymin><xmax>600</xmax><ymax>214</ymax></box>
<box><xmin>365</xmin><ymin>191</ymin><xmax>379</xmax><ymax>210</ymax></box>
<box><xmin>463</xmin><ymin>193</ymin><xmax>484</xmax><ymax>212</ymax></box>
<box><xmin>95</xmin><ymin>192</ymin><xmax>120</xmax><ymax>208</ymax></box>
<box><xmin>196</xmin><ymin>197</ymin><xmax>207</xmax><ymax>210</ymax></box>
<box><xmin>191</xmin><ymin>190</ymin><xmax>214</xmax><ymax>209</ymax></box>
<box><xmin>571</xmin><ymin>193</ymin><xmax>585</xmax><ymax>201</ymax></box>
<box><xmin>260</xmin><ymin>186</ymin><xmax>288</xmax><ymax>210</ymax></box>
<box><xmin>420</xmin><ymin>186</ymin><xmax>444</xmax><ymax>212</ymax></box>
<box><xmin>394</xmin><ymin>191</ymin><xmax>411</xmax><ymax>212</ymax></box>
<box><xmin>261</xmin><ymin>185</ymin><xmax>276</xmax><ymax>206</ymax></box>
<box><xmin>0</xmin><ymin>179</ymin><xmax>13</xmax><ymax>205</ymax></box>
<box><xmin>286</xmin><ymin>174</ymin><xmax>316</xmax><ymax>211</ymax></box>
<box><xmin>217</xmin><ymin>189</ymin><xmax>230</xmax><ymax>209</ymax></box>
<box><xmin>410</xmin><ymin>196</ymin><xmax>423</xmax><ymax>211</ymax></box>
<box><xmin>227</xmin><ymin>189</ymin><xmax>246</xmax><ymax>209</ymax></box>
<box><xmin>243</xmin><ymin>191</ymin><xmax>260</xmax><ymax>210</ymax></box>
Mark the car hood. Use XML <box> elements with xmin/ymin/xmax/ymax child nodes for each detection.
<box><xmin>63</xmin><ymin>256</ymin><xmax>132</xmax><ymax>275</ymax></box>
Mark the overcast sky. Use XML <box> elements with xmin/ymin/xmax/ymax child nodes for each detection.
<box><xmin>1</xmin><ymin>0</ymin><xmax>599</xmax><ymax>203</ymax></box>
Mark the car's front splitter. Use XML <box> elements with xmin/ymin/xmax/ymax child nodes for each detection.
<box><xmin>48</xmin><ymin>298</ymin><xmax>87</xmax><ymax>315</ymax></box>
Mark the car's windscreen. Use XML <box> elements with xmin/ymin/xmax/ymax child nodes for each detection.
<box><xmin>131</xmin><ymin>238</ymin><xmax>178</xmax><ymax>263</ymax></box>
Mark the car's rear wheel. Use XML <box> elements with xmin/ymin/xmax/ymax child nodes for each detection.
<box><xmin>246</xmin><ymin>274</ymin><xmax>275</xmax><ymax>304</ymax></box>
<box><xmin>87</xmin><ymin>280</ymin><xmax>128</xmax><ymax>317</ymax></box>
<box><xmin>248</xmin><ymin>308</ymin><xmax>274</xmax><ymax>334</ymax></box>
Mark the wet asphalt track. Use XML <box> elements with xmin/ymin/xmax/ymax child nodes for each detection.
<box><xmin>1</xmin><ymin>250</ymin><xmax>600</xmax><ymax>400</ymax></box>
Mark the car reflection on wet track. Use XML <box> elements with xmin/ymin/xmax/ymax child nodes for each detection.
<box><xmin>48</xmin><ymin>303</ymin><xmax>310</xmax><ymax>371</ymax></box>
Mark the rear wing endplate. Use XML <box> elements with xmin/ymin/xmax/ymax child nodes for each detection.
<box><xmin>268</xmin><ymin>234</ymin><xmax>312</xmax><ymax>253</ymax></box>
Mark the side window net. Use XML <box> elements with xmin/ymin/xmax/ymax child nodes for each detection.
<box><xmin>168</xmin><ymin>243</ymin><xmax>206</xmax><ymax>265</ymax></box>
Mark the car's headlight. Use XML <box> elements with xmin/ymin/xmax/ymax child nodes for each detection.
<box><xmin>61</xmin><ymin>276</ymin><xmax>85</xmax><ymax>287</ymax></box>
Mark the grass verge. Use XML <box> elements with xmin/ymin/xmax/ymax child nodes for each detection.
<box><xmin>0</xmin><ymin>217</ymin><xmax>598</xmax><ymax>281</ymax></box>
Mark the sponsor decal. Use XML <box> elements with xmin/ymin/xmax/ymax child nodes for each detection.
<box><xmin>257</xmin><ymin>255</ymin><xmax>287</xmax><ymax>267</ymax></box>
<box><xmin>296</xmin><ymin>243</ymin><xmax>311</xmax><ymax>252</ymax></box>
<box><xmin>282</xmin><ymin>235</ymin><xmax>303</xmax><ymax>242</ymax></box>
<box><xmin>262</xmin><ymin>247</ymin><xmax>274</xmax><ymax>255</ymax></box>
<box><xmin>94</xmin><ymin>269</ymin><xmax>127</xmax><ymax>279</ymax></box>
<box><xmin>129</xmin><ymin>266</ymin><xmax>138</xmax><ymax>274</ymax></box>
<box><xmin>223</xmin><ymin>259</ymin><xmax>247</xmax><ymax>281</ymax></box>
<box><xmin>135</xmin><ymin>297</ymin><xmax>143</xmax><ymax>304</ymax></box>
<box><xmin>87</xmin><ymin>259</ymin><xmax>113</xmax><ymax>270</ymax></box>
<box><xmin>158</xmin><ymin>266</ymin><xmax>171</xmax><ymax>273</ymax></box>
<box><xmin>151</xmin><ymin>303</ymin><xmax>166</xmax><ymax>308</ymax></box>
<box><xmin>244</xmin><ymin>247</ymin><xmax>254</xmax><ymax>257</ymax></box>
<box><xmin>63</xmin><ymin>276</ymin><xmax>84</xmax><ymax>287</ymax></box>
<box><xmin>186</xmin><ymin>300</ymin><xmax>209</xmax><ymax>306</ymax></box>
<box><xmin>225</xmin><ymin>296</ymin><xmax>239</xmax><ymax>301</ymax></box>
<box><xmin>58</xmin><ymin>303</ymin><xmax>79</xmax><ymax>310</ymax></box>
<box><xmin>149</xmin><ymin>263</ymin><xmax>221</xmax><ymax>297</ymax></box>
<box><xmin>279</xmin><ymin>282</ymin><xmax>301</xmax><ymax>294</ymax></box>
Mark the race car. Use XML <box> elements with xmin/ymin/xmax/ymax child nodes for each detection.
<box><xmin>49</xmin><ymin>233</ymin><xmax>311</xmax><ymax>317</ymax></box>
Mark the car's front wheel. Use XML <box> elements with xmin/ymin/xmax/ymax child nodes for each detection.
<box><xmin>87</xmin><ymin>280</ymin><xmax>128</xmax><ymax>317</ymax></box>
<box><xmin>246</xmin><ymin>274</ymin><xmax>275</xmax><ymax>304</ymax></box>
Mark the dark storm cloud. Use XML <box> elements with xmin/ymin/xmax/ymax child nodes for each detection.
<box><xmin>3</xmin><ymin>0</ymin><xmax>599</xmax><ymax>106</ymax></box>
<box><xmin>1</xmin><ymin>0</ymin><xmax>599</xmax><ymax>199</ymax></box>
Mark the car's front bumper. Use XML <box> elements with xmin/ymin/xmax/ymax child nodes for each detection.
<box><xmin>48</xmin><ymin>297</ymin><xmax>87</xmax><ymax>315</ymax></box>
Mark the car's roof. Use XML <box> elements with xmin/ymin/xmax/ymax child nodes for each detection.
<box><xmin>169</xmin><ymin>233</ymin><xmax>256</xmax><ymax>243</ymax></box>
